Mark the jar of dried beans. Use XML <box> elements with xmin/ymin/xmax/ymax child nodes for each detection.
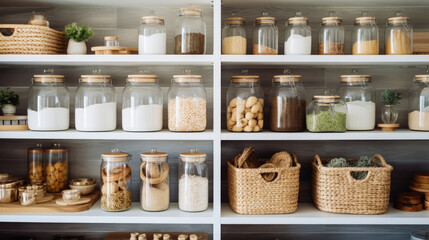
<box><xmin>306</xmin><ymin>94</ymin><xmax>347</xmax><ymax>132</ymax></box>
<box><xmin>319</xmin><ymin>12</ymin><xmax>345</xmax><ymax>55</ymax></box>
<box><xmin>27</xmin><ymin>144</ymin><xmax>44</xmax><ymax>184</ymax></box>
<box><xmin>253</xmin><ymin>12</ymin><xmax>278</xmax><ymax>55</ymax></box>
<box><xmin>408</xmin><ymin>74</ymin><xmax>429</xmax><ymax>131</ymax></box>
<box><xmin>385</xmin><ymin>13</ymin><xmax>412</xmax><ymax>55</ymax></box>
<box><xmin>175</xmin><ymin>7</ymin><xmax>206</xmax><ymax>54</ymax></box>
<box><xmin>45</xmin><ymin>143</ymin><xmax>68</xmax><ymax>193</ymax></box>
<box><xmin>352</xmin><ymin>14</ymin><xmax>379</xmax><ymax>55</ymax></box>
<box><xmin>222</xmin><ymin>13</ymin><xmax>246</xmax><ymax>55</ymax></box>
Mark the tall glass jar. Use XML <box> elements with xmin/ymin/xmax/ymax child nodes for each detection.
<box><xmin>222</xmin><ymin>15</ymin><xmax>246</xmax><ymax>55</ymax></box>
<box><xmin>385</xmin><ymin>15</ymin><xmax>413</xmax><ymax>55</ymax></box>
<box><xmin>269</xmin><ymin>75</ymin><xmax>306</xmax><ymax>132</ymax></box>
<box><xmin>319</xmin><ymin>14</ymin><xmax>345</xmax><ymax>55</ymax></box>
<box><xmin>27</xmin><ymin>74</ymin><xmax>69</xmax><ymax>131</ymax></box>
<box><xmin>306</xmin><ymin>95</ymin><xmax>347</xmax><ymax>132</ymax></box>
<box><xmin>139</xmin><ymin>16</ymin><xmax>166</xmax><ymax>55</ymax></box>
<box><xmin>27</xmin><ymin>144</ymin><xmax>44</xmax><ymax>184</ymax></box>
<box><xmin>178</xmin><ymin>149</ymin><xmax>208</xmax><ymax>212</ymax></box>
<box><xmin>140</xmin><ymin>149</ymin><xmax>169</xmax><ymax>212</ymax></box>
<box><xmin>409</xmin><ymin>74</ymin><xmax>429</xmax><ymax>131</ymax></box>
<box><xmin>284</xmin><ymin>14</ymin><xmax>311</xmax><ymax>55</ymax></box>
<box><xmin>45</xmin><ymin>143</ymin><xmax>68</xmax><ymax>193</ymax></box>
<box><xmin>75</xmin><ymin>74</ymin><xmax>116</xmax><ymax>131</ymax></box>
<box><xmin>100</xmin><ymin>150</ymin><xmax>132</xmax><ymax>212</ymax></box>
<box><xmin>337</xmin><ymin>75</ymin><xmax>376</xmax><ymax>130</ymax></box>
<box><xmin>226</xmin><ymin>74</ymin><xmax>264</xmax><ymax>132</ymax></box>
<box><xmin>253</xmin><ymin>13</ymin><xmax>278</xmax><ymax>55</ymax></box>
<box><xmin>352</xmin><ymin>16</ymin><xmax>379</xmax><ymax>55</ymax></box>
<box><xmin>168</xmin><ymin>75</ymin><xmax>207</xmax><ymax>132</ymax></box>
<box><xmin>122</xmin><ymin>74</ymin><xmax>163</xmax><ymax>132</ymax></box>
<box><xmin>175</xmin><ymin>8</ymin><xmax>206</xmax><ymax>54</ymax></box>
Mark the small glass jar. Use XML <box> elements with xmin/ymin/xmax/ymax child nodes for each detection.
<box><xmin>139</xmin><ymin>16</ymin><xmax>167</xmax><ymax>55</ymax></box>
<box><xmin>226</xmin><ymin>74</ymin><xmax>264</xmax><ymax>132</ymax></box>
<box><xmin>75</xmin><ymin>74</ymin><xmax>116</xmax><ymax>131</ymax></box>
<box><xmin>27</xmin><ymin>74</ymin><xmax>70</xmax><ymax>131</ymax></box>
<box><xmin>28</xmin><ymin>12</ymin><xmax>49</xmax><ymax>27</ymax></box>
<box><xmin>140</xmin><ymin>149</ymin><xmax>169</xmax><ymax>212</ymax></box>
<box><xmin>253</xmin><ymin>12</ymin><xmax>278</xmax><ymax>55</ymax></box>
<box><xmin>100</xmin><ymin>150</ymin><xmax>132</xmax><ymax>212</ymax></box>
<box><xmin>319</xmin><ymin>13</ymin><xmax>345</xmax><ymax>55</ymax></box>
<box><xmin>352</xmin><ymin>16</ymin><xmax>379</xmax><ymax>55</ymax></box>
<box><xmin>269</xmin><ymin>75</ymin><xmax>306</xmax><ymax>132</ymax></box>
<box><xmin>306</xmin><ymin>95</ymin><xmax>347</xmax><ymax>132</ymax></box>
<box><xmin>337</xmin><ymin>75</ymin><xmax>376</xmax><ymax>130</ymax></box>
<box><xmin>104</xmin><ymin>36</ymin><xmax>119</xmax><ymax>47</ymax></box>
<box><xmin>168</xmin><ymin>75</ymin><xmax>207</xmax><ymax>132</ymax></box>
<box><xmin>284</xmin><ymin>14</ymin><xmax>311</xmax><ymax>55</ymax></box>
<box><xmin>45</xmin><ymin>143</ymin><xmax>68</xmax><ymax>193</ymax></box>
<box><xmin>122</xmin><ymin>74</ymin><xmax>163</xmax><ymax>132</ymax></box>
<box><xmin>409</xmin><ymin>74</ymin><xmax>429</xmax><ymax>131</ymax></box>
<box><xmin>27</xmin><ymin>144</ymin><xmax>44</xmax><ymax>184</ymax></box>
<box><xmin>385</xmin><ymin>15</ymin><xmax>413</xmax><ymax>55</ymax></box>
<box><xmin>178</xmin><ymin>150</ymin><xmax>208</xmax><ymax>212</ymax></box>
<box><xmin>175</xmin><ymin>8</ymin><xmax>206</xmax><ymax>54</ymax></box>
<box><xmin>222</xmin><ymin>15</ymin><xmax>246</xmax><ymax>55</ymax></box>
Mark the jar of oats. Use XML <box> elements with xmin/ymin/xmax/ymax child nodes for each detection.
<box><xmin>45</xmin><ymin>143</ymin><xmax>68</xmax><ymax>193</ymax></box>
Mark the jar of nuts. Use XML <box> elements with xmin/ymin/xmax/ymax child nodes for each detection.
<box><xmin>45</xmin><ymin>143</ymin><xmax>68</xmax><ymax>193</ymax></box>
<box><xmin>226</xmin><ymin>74</ymin><xmax>264</xmax><ymax>132</ymax></box>
<box><xmin>27</xmin><ymin>144</ymin><xmax>45</xmax><ymax>184</ymax></box>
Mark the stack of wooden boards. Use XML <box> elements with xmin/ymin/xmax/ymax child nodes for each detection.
<box><xmin>395</xmin><ymin>173</ymin><xmax>429</xmax><ymax>212</ymax></box>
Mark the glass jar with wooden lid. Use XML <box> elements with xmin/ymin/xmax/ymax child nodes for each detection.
<box><xmin>45</xmin><ymin>143</ymin><xmax>68</xmax><ymax>193</ymax></box>
<box><xmin>352</xmin><ymin>13</ymin><xmax>379</xmax><ymax>55</ymax></box>
<box><xmin>139</xmin><ymin>15</ymin><xmax>167</xmax><ymax>55</ymax></box>
<box><xmin>284</xmin><ymin>12</ymin><xmax>312</xmax><ymax>55</ymax></box>
<box><xmin>27</xmin><ymin>143</ymin><xmax>45</xmax><ymax>184</ymax></box>
<box><xmin>222</xmin><ymin>12</ymin><xmax>246</xmax><ymax>55</ymax></box>
<box><xmin>385</xmin><ymin>12</ymin><xmax>413</xmax><ymax>55</ymax></box>
<box><xmin>175</xmin><ymin>7</ymin><xmax>206</xmax><ymax>54</ymax></box>
<box><xmin>104</xmin><ymin>36</ymin><xmax>119</xmax><ymax>47</ymax></box>
<box><xmin>306</xmin><ymin>94</ymin><xmax>347</xmax><ymax>132</ymax></box>
<box><xmin>319</xmin><ymin>12</ymin><xmax>345</xmax><ymax>55</ymax></box>
<box><xmin>409</xmin><ymin>74</ymin><xmax>429</xmax><ymax>131</ymax></box>
<box><xmin>253</xmin><ymin>12</ymin><xmax>278</xmax><ymax>55</ymax></box>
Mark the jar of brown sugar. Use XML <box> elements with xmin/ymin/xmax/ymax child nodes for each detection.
<box><xmin>352</xmin><ymin>14</ymin><xmax>379</xmax><ymax>55</ymax></box>
<box><xmin>222</xmin><ymin>13</ymin><xmax>246</xmax><ymax>55</ymax></box>
<box><xmin>253</xmin><ymin>12</ymin><xmax>278</xmax><ymax>55</ymax></box>
<box><xmin>385</xmin><ymin>13</ymin><xmax>413</xmax><ymax>55</ymax></box>
<box><xmin>175</xmin><ymin>7</ymin><xmax>206</xmax><ymax>54</ymax></box>
<box><xmin>319</xmin><ymin>12</ymin><xmax>345</xmax><ymax>55</ymax></box>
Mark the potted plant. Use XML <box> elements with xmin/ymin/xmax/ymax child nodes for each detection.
<box><xmin>0</xmin><ymin>87</ymin><xmax>19</xmax><ymax>116</ymax></box>
<box><xmin>65</xmin><ymin>22</ymin><xmax>94</xmax><ymax>55</ymax></box>
<box><xmin>381</xmin><ymin>89</ymin><xmax>401</xmax><ymax>124</ymax></box>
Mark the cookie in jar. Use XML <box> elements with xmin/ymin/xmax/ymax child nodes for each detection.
<box><xmin>45</xmin><ymin>143</ymin><xmax>68</xmax><ymax>193</ymax></box>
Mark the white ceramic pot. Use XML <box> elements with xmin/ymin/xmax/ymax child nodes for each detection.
<box><xmin>2</xmin><ymin>104</ymin><xmax>16</xmax><ymax>116</ymax></box>
<box><xmin>67</xmin><ymin>39</ymin><xmax>87</xmax><ymax>55</ymax></box>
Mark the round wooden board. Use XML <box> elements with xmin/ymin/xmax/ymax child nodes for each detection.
<box><xmin>377</xmin><ymin>123</ymin><xmax>399</xmax><ymax>131</ymax></box>
<box><xmin>409</xmin><ymin>185</ymin><xmax>429</xmax><ymax>193</ymax></box>
<box><xmin>396</xmin><ymin>192</ymin><xmax>423</xmax><ymax>205</ymax></box>
<box><xmin>56</xmin><ymin>197</ymin><xmax>91</xmax><ymax>206</ymax></box>
<box><xmin>410</xmin><ymin>181</ymin><xmax>429</xmax><ymax>190</ymax></box>
<box><xmin>414</xmin><ymin>172</ymin><xmax>429</xmax><ymax>184</ymax></box>
<box><xmin>394</xmin><ymin>202</ymin><xmax>423</xmax><ymax>212</ymax></box>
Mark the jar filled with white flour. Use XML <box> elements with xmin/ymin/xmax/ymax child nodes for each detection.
<box><xmin>27</xmin><ymin>73</ymin><xmax>70</xmax><ymax>131</ymax></box>
<box><xmin>284</xmin><ymin>13</ymin><xmax>312</xmax><ymax>55</ymax></box>
<box><xmin>122</xmin><ymin>74</ymin><xmax>163</xmax><ymax>131</ymax></box>
<box><xmin>75</xmin><ymin>74</ymin><xmax>116</xmax><ymax>131</ymax></box>
<box><xmin>139</xmin><ymin>15</ymin><xmax>166</xmax><ymax>55</ymax></box>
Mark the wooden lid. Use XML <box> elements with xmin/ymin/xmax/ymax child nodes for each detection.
<box><xmin>80</xmin><ymin>75</ymin><xmax>112</xmax><ymax>83</ymax></box>
<box><xmin>142</xmin><ymin>16</ymin><xmax>164</xmax><ymax>24</ymax></box>
<box><xmin>33</xmin><ymin>75</ymin><xmax>64</xmax><ymax>83</ymax></box>
<box><xmin>102</xmin><ymin>152</ymin><xmax>130</xmax><ymax>162</ymax></box>
<box><xmin>288</xmin><ymin>16</ymin><xmax>308</xmax><ymax>24</ymax></box>
<box><xmin>340</xmin><ymin>74</ymin><xmax>371</xmax><ymax>82</ymax></box>
<box><xmin>179</xmin><ymin>8</ymin><xmax>202</xmax><ymax>16</ymax></box>
<box><xmin>273</xmin><ymin>75</ymin><xmax>301</xmax><ymax>82</ymax></box>
<box><xmin>172</xmin><ymin>75</ymin><xmax>202</xmax><ymax>83</ymax></box>
<box><xmin>415</xmin><ymin>75</ymin><xmax>429</xmax><ymax>82</ymax></box>
<box><xmin>28</xmin><ymin>147</ymin><xmax>43</xmax><ymax>153</ymax></box>
<box><xmin>227</xmin><ymin>17</ymin><xmax>245</xmax><ymax>25</ymax></box>
<box><xmin>255</xmin><ymin>16</ymin><xmax>276</xmax><ymax>24</ymax></box>
<box><xmin>388</xmin><ymin>16</ymin><xmax>410</xmax><ymax>24</ymax></box>
<box><xmin>313</xmin><ymin>95</ymin><xmax>340</xmax><ymax>103</ymax></box>
<box><xmin>180</xmin><ymin>152</ymin><xmax>207</xmax><ymax>162</ymax></box>
<box><xmin>44</xmin><ymin>147</ymin><xmax>67</xmax><ymax>153</ymax></box>
<box><xmin>322</xmin><ymin>16</ymin><xmax>342</xmax><ymax>24</ymax></box>
<box><xmin>127</xmin><ymin>74</ymin><xmax>158</xmax><ymax>83</ymax></box>
<box><xmin>356</xmin><ymin>16</ymin><xmax>376</xmax><ymax>24</ymax></box>
<box><xmin>231</xmin><ymin>75</ymin><xmax>259</xmax><ymax>83</ymax></box>
<box><xmin>104</xmin><ymin>36</ymin><xmax>118</xmax><ymax>41</ymax></box>
<box><xmin>141</xmin><ymin>152</ymin><xmax>168</xmax><ymax>162</ymax></box>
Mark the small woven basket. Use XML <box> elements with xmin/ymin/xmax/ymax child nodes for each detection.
<box><xmin>228</xmin><ymin>154</ymin><xmax>300</xmax><ymax>215</ymax></box>
<box><xmin>0</xmin><ymin>24</ymin><xmax>66</xmax><ymax>54</ymax></box>
<box><xmin>312</xmin><ymin>154</ymin><xmax>393</xmax><ymax>215</ymax></box>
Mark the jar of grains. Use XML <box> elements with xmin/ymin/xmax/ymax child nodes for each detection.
<box><xmin>226</xmin><ymin>73</ymin><xmax>264</xmax><ymax>132</ymax></box>
<box><xmin>385</xmin><ymin>13</ymin><xmax>413</xmax><ymax>55</ymax></box>
<box><xmin>27</xmin><ymin>144</ymin><xmax>44</xmax><ymax>184</ymax></box>
<box><xmin>27</xmin><ymin>72</ymin><xmax>70</xmax><ymax>131</ymax></box>
<box><xmin>140</xmin><ymin>149</ymin><xmax>169</xmax><ymax>211</ymax></box>
<box><xmin>178</xmin><ymin>149</ymin><xmax>208</xmax><ymax>212</ymax></box>
<box><xmin>337</xmin><ymin>75</ymin><xmax>376</xmax><ymax>130</ymax></box>
<box><xmin>175</xmin><ymin>7</ymin><xmax>206</xmax><ymax>54</ymax></box>
<box><xmin>352</xmin><ymin>14</ymin><xmax>379</xmax><ymax>55</ymax></box>
<box><xmin>408</xmin><ymin>74</ymin><xmax>429</xmax><ymax>131</ymax></box>
<box><xmin>75</xmin><ymin>74</ymin><xmax>116</xmax><ymax>131</ymax></box>
<box><xmin>139</xmin><ymin>15</ymin><xmax>167</xmax><ymax>55</ymax></box>
<box><xmin>306</xmin><ymin>94</ymin><xmax>347</xmax><ymax>132</ymax></box>
<box><xmin>100</xmin><ymin>150</ymin><xmax>132</xmax><ymax>212</ymax></box>
<box><xmin>45</xmin><ymin>143</ymin><xmax>68</xmax><ymax>193</ymax></box>
<box><xmin>284</xmin><ymin>13</ymin><xmax>311</xmax><ymax>55</ymax></box>
<box><xmin>222</xmin><ymin>13</ymin><xmax>246</xmax><ymax>55</ymax></box>
<box><xmin>269</xmin><ymin>75</ymin><xmax>306</xmax><ymax>132</ymax></box>
<box><xmin>319</xmin><ymin>12</ymin><xmax>345</xmax><ymax>55</ymax></box>
<box><xmin>168</xmin><ymin>74</ymin><xmax>207</xmax><ymax>132</ymax></box>
<box><xmin>122</xmin><ymin>74</ymin><xmax>163</xmax><ymax>132</ymax></box>
<box><xmin>253</xmin><ymin>12</ymin><xmax>278</xmax><ymax>55</ymax></box>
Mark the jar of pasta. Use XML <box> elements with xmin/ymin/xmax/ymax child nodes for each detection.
<box><xmin>385</xmin><ymin>13</ymin><xmax>412</xmax><ymax>55</ymax></box>
<box><xmin>319</xmin><ymin>12</ymin><xmax>345</xmax><ymax>55</ymax></box>
<box><xmin>253</xmin><ymin>12</ymin><xmax>278</xmax><ymax>55</ymax></box>
<box><xmin>222</xmin><ymin>13</ymin><xmax>246</xmax><ymax>55</ymax></box>
<box><xmin>306</xmin><ymin>94</ymin><xmax>347</xmax><ymax>132</ymax></box>
<box><xmin>352</xmin><ymin>14</ymin><xmax>379</xmax><ymax>55</ymax></box>
<box><xmin>175</xmin><ymin>7</ymin><xmax>206</xmax><ymax>54</ymax></box>
<box><xmin>27</xmin><ymin>144</ymin><xmax>44</xmax><ymax>184</ymax></box>
<box><xmin>45</xmin><ymin>143</ymin><xmax>68</xmax><ymax>193</ymax></box>
<box><xmin>409</xmin><ymin>74</ymin><xmax>429</xmax><ymax>131</ymax></box>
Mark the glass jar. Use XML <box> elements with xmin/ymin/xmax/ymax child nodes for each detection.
<box><xmin>352</xmin><ymin>16</ymin><xmax>379</xmax><ymax>55</ymax></box>
<box><xmin>284</xmin><ymin>14</ymin><xmax>311</xmax><ymax>55</ymax></box>
<box><xmin>100</xmin><ymin>150</ymin><xmax>132</xmax><ymax>212</ymax></box>
<box><xmin>122</xmin><ymin>74</ymin><xmax>163</xmax><ymax>132</ymax></box>
<box><xmin>385</xmin><ymin>15</ymin><xmax>413</xmax><ymax>55</ymax></box>
<box><xmin>28</xmin><ymin>12</ymin><xmax>49</xmax><ymax>27</ymax></box>
<box><xmin>75</xmin><ymin>74</ymin><xmax>116</xmax><ymax>131</ymax></box>
<box><xmin>27</xmin><ymin>144</ymin><xmax>44</xmax><ymax>184</ymax></box>
<box><xmin>222</xmin><ymin>15</ymin><xmax>246</xmax><ymax>55</ymax></box>
<box><xmin>409</xmin><ymin>74</ymin><xmax>429</xmax><ymax>131</ymax></box>
<box><xmin>337</xmin><ymin>75</ymin><xmax>376</xmax><ymax>130</ymax></box>
<box><xmin>253</xmin><ymin>13</ymin><xmax>278</xmax><ymax>55</ymax></box>
<box><xmin>139</xmin><ymin>16</ymin><xmax>167</xmax><ymax>55</ymax></box>
<box><xmin>45</xmin><ymin>143</ymin><xmax>68</xmax><ymax>193</ymax></box>
<box><xmin>104</xmin><ymin>36</ymin><xmax>119</xmax><ymax>47</ymax></box>
<box><xmin>226</xmin><ymin>74</ymin><xmax>264</xmax><ymax>132</ymax></box>
<box><xmin>269</xmin><ymin>75</ymin><xmax>306</xmax><ymax>132</ymax></box>
<box><xmin>27</xmin><ymin>74</ymin><xmax>70</xmax><ymax>131</ymax></box>
<box><xmin>319</xmin><ymin>14</ymin><xmax>345</xmax><ymax>55</ymax></box>
<box><xmin>140</xmin><ymin>149</ymin><xmax>169</xmax><ymax>211</ymax></box>
<box><xmin>306</xmin><ymin>95</ymin><xmax>347</xmax><ymax>132</ymax></box>
<box><xmin>168</xmin><ymin>75</ymin><xmax>207</xmax><ymax>132</ymax></box>
<box><xmin>178</xmin><ymin>150</ymin><xmax>208</xmax><ymax>212</ymax></box>
<box><xmin>175</xmin><ymin>8</ymin><xmax>206</xmax><ymax>54</ymax></box>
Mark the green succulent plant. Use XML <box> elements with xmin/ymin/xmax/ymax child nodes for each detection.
<box><xmin>65</xmin><ymin>22</ymin><xmax>94</xmax><ymax>42</ymax></box>
<box><xmin>381</xmin><ymin>89</ymin><xmax>401</xmax><ymax>105</ymax></box>
<box><xmin>0</xmin><ymin>87</ymin><xmax>19</xmax><ymax>107</ymax></box>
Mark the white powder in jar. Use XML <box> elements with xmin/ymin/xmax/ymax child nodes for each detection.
<box><xmin>75</xmin><ymin>102</ymin><xmax>116</xmax><ymax>131</ymax></box>
<box><xmin>284</xmin><ymin>34</ymin><xmax>311</xmax><ymax>55</ymax></box>
<box><xmin>346</xmin><ymin>101</ymin><xmax>375</xmax><ymax>130</ymax></box>
<box><xmin>178</xmin><ymin>175</ymin><xmax>208</xmax><ymax>212</ymax></box>
<box><xmin>122</xmin><ymin>104</ymin><xmax>163</xmax><ymax>131</ymax></box>
<box><xmin>139</xmin><ymin>33</ymin><xmax>167</xmax><ymax>55</ymax></box>
<box><xmin>28</xmin><ymin>107</ymin><xmax>69</xmax><ymax>131</ymax></box>
<box><xmin>168</xmin><ymin>97</ymin><xmax>206</xmax><ymax>132</ymax></box>
<box><xmin>141</xmin><ymin>182</ymin><xmax>169</xmax><ymax>211</ymax></box>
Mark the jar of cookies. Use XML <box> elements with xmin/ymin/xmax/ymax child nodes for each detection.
<box><xmin>226</xmin><ymin>73</ymin><xmax>264</xmax><ymax>132</ymax></box>
<box><xmin>45</xmin><ymin>143</ymin><xmax>68</xmax><ymax>193</ymax></box>
<box><xmin>100</xmin><ymin>150</ymin><xmax>132</xmax><ymax>212</ymax></box>
<box><xmin>27</xmin><ymin>144</ymin><xmax>44</xmax><ymax>184</ymax></box>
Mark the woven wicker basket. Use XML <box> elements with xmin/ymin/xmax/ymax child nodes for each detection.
<box><xmin>228</xmin><ymin>154</ymin><xmax>300</xmax><ymax>215</ymax></box>
<box><xmin>312</xmin><ymin>154</ymin><xmax>393</xmax><ymax>215</ymax></box>
<box><xmin>0</xmin><ymin>24</ymin><xmax>66</xmax><ymax>54</ymax></box>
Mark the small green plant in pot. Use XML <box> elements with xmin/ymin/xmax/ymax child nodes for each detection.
<box><xmin>0</xmin><ymin>87</ymin><xmax>19</xmax><ymax>116</ymax></box>
<box><xmin>65</xmin><ymin>22</ymin><xmax>94</xmax><ymax>55</ymax></box>
<box><xmin>381</xmin><ymin>89</ymin><xmax>402</xmax><ymax>125</ymax></box>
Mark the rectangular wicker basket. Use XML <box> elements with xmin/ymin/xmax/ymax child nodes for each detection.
<box><xmin>312</xmin><ymin>154</ymin><xmax>393</xmax><ymax>215</ymax></box>
<box><xmin>0</xmin><ymin>24</ymin><xmax>66</xmax><ymax>54</ymax></box>
<box><xmin>228</xmin><ymin>154</ymin><xmax>300</xmax><ymax>215</ymax></box>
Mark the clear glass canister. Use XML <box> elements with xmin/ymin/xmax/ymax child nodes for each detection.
<box><xmin>319</xmin><ymin>14</ymin><xmax>345</xmax><ymax>55</ymax></box>
<box><xmin>27</xmin><ymin>144</ymin><xmax>44</xmax><ymax>184</ymax></box>
<box><xmin>140</xmin><ymin>149</ymin><xmax>169</xmax><ymax>211</ymax></box>
<box><xmin>269</xmin><ymin>75</ymin><xmax>306</xmax><ymax>132</ymax></box>
<box><xmin>352</xmin><ymin>16</ymin><xmax>379</xmax><ymax>55</ymax></box>
<box><xmin>27</xmin><ymin>74</ymin><xmax>70</xmax><ymax>131</ymax></box>
<box><xmin>45</xmin><ymin>143</ymin><xmax>68</xmax><ymax>193</ymax></box>
<box><xmin>306</xmin><ymin>95</ymin><xmax>347</xmax><ymax>132</ymax></box>
<box><xmin>100</xmin><ymin>151</ymin><xmax>132</xmax><ymax>212</ymax></box>
<box><xmin>168</xmin><ymin>75</ymin><xmax>207</xmax><ymax>132</ymax></box>
<box><xmin>139</xmin><ymin>16</ymin><xmax>167</xmax><ymax>55</ymax></box>
<box><xmin>337</xmin><ymin>75</ymin><xmax>376</xmax><ymax>130</ymax></box>
<box><xmin>122</xmin><ymin>74</ymin><xmax>163</xmax><ymax>132</ymax></box>
<box><xmin>409</xmin><ymin>74</ymin><xmax>429</xmax><ymax>131</ymax></box>
<box><xmin>226</xmin><ymin>75</ymin><xmax>264</xmax><ymax>132</ymax></box>
<box><xmin>179</xmin><ymin>150</ymin><xmax>208</xmax><ymax>212</ymax></box>
<box><xmin>284</xmin><ymin>14</ymin><xmax>311</xmax><ymax>55</ymax></box>
<box><xmin>385</xmin><ymin>15</ymin><xmax>413</xmax><ymax>55</ymax></box>
<box><xmin>104</xmin><ymin>36</ymin><xmax>119</xmax><ymax>47</ymax></box>
<box><xmin>222</xmin><ymin>15</ymin><xmax>246</xmax><ymax>55</ymax></box>
<box><xmin>175</xmin><ymin>8</ymin><xmax>206</xmax><ymax>54</ymax></box>
<box><xmin>253</xmin><ymin>13</ymin><xmax>278</xmax><ymax>55</ymax></box>
<box><xmin>75</xmin><ymin>74</ymin><xmax>116</xmax><ymax>131</ymax></box>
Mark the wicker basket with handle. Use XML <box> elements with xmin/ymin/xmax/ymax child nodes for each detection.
<box><xmin>312</xmin><ymin>154</ymin><xmax>393</xmax><ymax>215</ymax></box>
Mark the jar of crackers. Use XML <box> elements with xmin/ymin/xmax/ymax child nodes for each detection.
<box><xmin>45</xmin><ymin>143</ymin><xmax>68</xmax><ymax>193</ymax></box>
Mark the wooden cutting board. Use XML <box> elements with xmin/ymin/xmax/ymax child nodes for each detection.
<box><xmin>0</xmin><ymin>190</ymin><xmax>99</xmax><ymax>213</ymax></box>
<box><xmin>105</xmin><ymin>232</ymin><xmax>208</xmax><ymax>240</ymax></box>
